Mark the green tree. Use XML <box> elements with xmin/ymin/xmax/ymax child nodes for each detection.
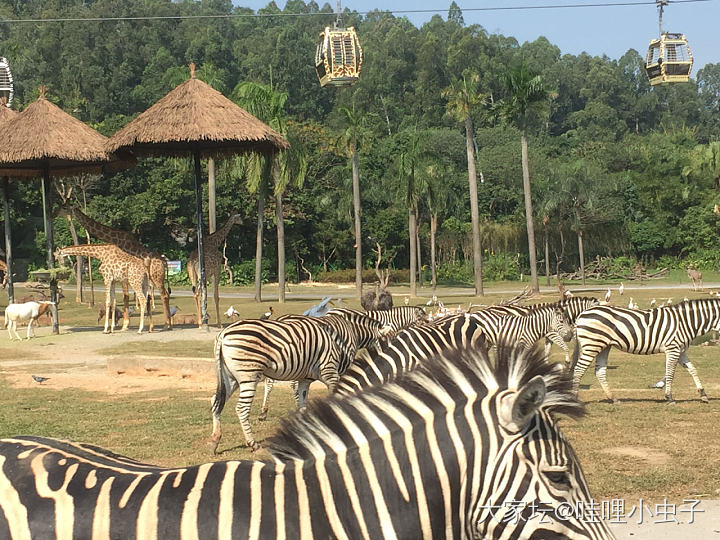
<box><xmin>496</xmin><ymin>60</ymin><xmax>550</xmax><ymax>292</ymax></box>
<box><xmin>442</xmin><ymin>71</ymin><xmax>485</xmax><ymax>296</ymax></box>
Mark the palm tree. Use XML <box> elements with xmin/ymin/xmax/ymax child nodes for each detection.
<box><xmin>442</xmin><ymin>72</ymin><xmax>484</xmax><ymax>296</ymax></box>
<box><xmin>339</xmin><ymin>106</ymin><xmax>371</xmax><ymax>300</ymax></box>
<box><xmin>497</xmin><ymin>60</ymin><xmax>550</xmax><ymax>293</ymax></box>
<box><xmin>232</xmin><ymin>81</ymin><xmax>305</xmax><ymax>303</ymax></box>
<box><xmin>397</xmin><ymin>130</ymin><xmax>427</xmax><ymax>297</ymax></box>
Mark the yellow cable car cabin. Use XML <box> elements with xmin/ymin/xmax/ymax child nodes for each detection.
<box><xmin>315</xmin><ymin>26</ymin><xmax>363</xmax><ymax>87</ymax></box>
<box><xmin>645</xmin><ymin>32</ymin><xmax>693</xmax><ymax>85</ymax></box>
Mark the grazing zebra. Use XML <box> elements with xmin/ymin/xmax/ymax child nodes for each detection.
<box><xmin>335</xmin><ymin>305</ymin><xmax>573</xmax><ymax>397</ymax></box>
<box><xmin>336</xmin><ymin>313</ymin><xmax>487</xmax><ymax>396</ymax></box>
<box><xmin>474</xmin><ymin>303</ymin><xmax>575</xmax><ymax>351</ymax></box>
<box><xmin>211</xmin><ymin>311</ymin><xmax>391</xmax><ymax>452</ymax></box>
<box><xmin>572</xmin><ymin>299</ymin><xmax>720</xmax><ymax>403</ymax></box>
<box><xmin>484</xmin><ymin>297</ymin><xmax>600</xmax><ymax>364</ymax></box>
<box><xmin>0</xmin><ymin>345</ymin><xmax>615</xmax><ymax>539</ymax></box>
<box><xmin>258</xmin><ymin>305</ymin><xmax>429</xmax><ymax>421</ymax></box>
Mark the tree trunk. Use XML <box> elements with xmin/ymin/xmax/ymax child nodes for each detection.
<box><xmin>416</xmin><ymin>214</ymin><xmax>423</xmax><ymax>288</ymax></box>
<box><xmin>430</xmin><ymin>213</ymin><xmax>438</xmax><ymax>291</ymax></box>
<box><xmin>544</xmin><ymin>226</ymin><xmax>551</xmax><ymax>286</ymax></box>
<box><xmin>465</xmin><ymin>115</ymin><xmax>483</xmax><ymax>296</ymax></box>
<box><xmin>409</xmin><ymin>209</ymin><xmax>417</xmax><ymax>297</ymax></box>
<box><xmin>521</xmin><ymin>132</ymin><xmax>539</xmax><ymax>292</ymax></box>
<box><xmin>352</xmin><ymin>146</ymin><xmax>363</xmax><ymax>300</ymax></box>
<box><xmin>2</xmin><ymin>177</ymin><xmax>14</xmax><ymax>304</ymax></box>
<box><xmin>276</xmin><ymin>188</ymin><xmax>286</xmax><ymax>304</ymax></box>
<box><xmin>65</xmin><ymin>215</ymin><xmax>83</xmax><ymax>303</ymax></box>
<box><xmin>577</xmin><ymin>230</ymin><xmax>586</xmax><ymax>286</ymax></box>
<box><xmin>41</xmin><ymin>170</ymin><xmax>59</xmax><ymax>334</ymax></box>
<box><xmin>208</xmin><ymin>158</ymin><xmax>216</xmax><ymax>234</ymax></box>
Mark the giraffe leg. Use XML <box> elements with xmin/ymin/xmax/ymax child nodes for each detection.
<box><xmin>104</xmin><ymin>282</ymin><xmax>113</xmax><ymax>334</ymax></box>
<box><xmin>214</xmin><ymin>276</ymin><xmax>221</xmax><ymax>328</ymax></box>
<box><xmin>120</xmin><ymin>282</ymin><xmax>130</xmax><ymax>331</ymax></box>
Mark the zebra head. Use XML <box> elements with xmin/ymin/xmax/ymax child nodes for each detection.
<box><xmin>472</xmin><ymin>343</ymin><xmax>612</xmax><ymax>539</ymax></box>
<box><xmin>551</xmin><ymin>307</ymin><xmax>575</xmax><ymax>342</ymax></box>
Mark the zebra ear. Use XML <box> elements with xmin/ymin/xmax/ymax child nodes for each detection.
<box><xmin>500</xmin><ymin>376</ymin><xmax>547</xmax><ymax>432</ymax></box>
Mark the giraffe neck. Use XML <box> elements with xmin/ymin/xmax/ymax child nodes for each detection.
<box><xmin>205</xmin><ymin>215</ymin><xmax>238</xmax><ymax>251</ymax></box>
<box><xmin>70</xmin><ymin>208</ymin><xmax>149</xmax><ymax>257</ymax></box>
<box><xmin>59</xmin><ymin>244</ymin><xmax>116</xmax><ymax>261</ymax></box>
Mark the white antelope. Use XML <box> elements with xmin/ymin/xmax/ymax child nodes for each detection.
<box><xmin>4</xmin><ymin>301</ymin><xmax>54</xmax><ymax>341</ymax></box>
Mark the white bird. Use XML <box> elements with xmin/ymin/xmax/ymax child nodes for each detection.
<box><xmin>650</xmin><ymin>298</ymin><xmax>656</xmax><ymax>308</ymax></box>
<box><xmin>404</xmin><ymin>296</ymin><xmax>410</xmax><ymax>305</ymax></box>
<box><xmin>260</xmin><ymin>306</ymin><xmax>273</xmax><ymax>320</ymax></box>
<box><xmin>667</xmin><ymin>298</ymin><xmax>673</xmax><ymax>305</ymax></box>
<box><xmin>619</xmin><ymin>282</ymin><xmax>625</xmax><ymax>296</ymax></box>
<box><xmin>628</xmin><ymin>298</ymin><xmax>638</xmax><ymax>309</ymax></box>
<box><xmin>604</xmin><ymin>288</ymin><xmax>611</xmax><ymax>302</ymax></box>
<box><xmin>225</xmin><ymin>306</ymin><xmax>240</xmax><ymax>319</ymax></box>
<box><xmin>683</xmin><ymin>297</ymin><xmax>689</xmax><ymax>303</ymax></box>
<box><xmin>563</xmin><ymin>289</ymin><xmax>573</xmax><ymax>299</ymax></box>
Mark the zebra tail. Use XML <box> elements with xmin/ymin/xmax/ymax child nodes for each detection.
<box><xmin>211</xmin><ymin>337</ymin><xmax>231</xmax><ymax>417</ymax></box>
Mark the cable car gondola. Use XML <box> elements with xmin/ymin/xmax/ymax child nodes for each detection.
<box><xmin>645</xmin><ymin>1</ymin><xmax>693</xmax><ymax>85</ymax></box>
<box><xmin>315</xmin><ymin>2</ymin><xmax>363</xmax><ymax>87</ymax></box>
<box><xmin>0</xmin><ymin>57</ymin><xmax>13</xmax><ymax>107</ymax></box>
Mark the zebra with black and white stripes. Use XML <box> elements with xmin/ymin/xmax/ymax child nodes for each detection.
<box><xmin>211</xmin><ymin>310</ymin><xmax>391</xmax><ymax>452</ymax></box>
<box><xmin>0</xmin><ymin>345</ymin><xmax>615</xmax><ymax>539</ymax></box>
<box><xmin>258</xmin><ymin>305</ymin><xmax>429</xmax><ymax>421</ymax></box>
<box><xmin>484</xmin><ymin>297</ymin><xmax>600</xmax><ymax>364</ymax></box>
<box><xmin>572</xmin><ymin>298</ymin><xmax>720</xmax><ymax>403</ymax></box>
<box><xmin>335</xmin><ymin>304</ymin><xmax>574</xmax><ymax>397</ymax></box>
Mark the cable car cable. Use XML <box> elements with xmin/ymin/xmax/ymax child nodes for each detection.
<box><xmin>0</xmin><ymin>0</ymin><xmax>713</xmax><ymax>24</ymax></box>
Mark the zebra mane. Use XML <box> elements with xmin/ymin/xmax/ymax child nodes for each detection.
<box><xmin>265</xmin><ymin>343</ymin><xmax>584</xmax><ymax>462</ymax></box>
<box><xmin>516</xmin><ymin>296</ymin><xmax>598</xmax><ymax>312</ymax></box>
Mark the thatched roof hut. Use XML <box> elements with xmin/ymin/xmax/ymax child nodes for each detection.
<box><xmin>0</xmin><ymin>94</ymin><xmax>126</xmax><ymax>177</ymax></box>
<box><xmin>107</xmin><ymin>75</ymin><xmax>289</xmax><ymax>157</ymax></box>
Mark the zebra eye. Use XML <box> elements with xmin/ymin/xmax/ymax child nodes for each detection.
<box><xmin>543</xmin><ymin>469</ymin><xmax>572</xmax><ymax>491</ymax></box>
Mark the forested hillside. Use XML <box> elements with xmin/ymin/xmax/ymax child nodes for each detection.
<box><xmin>1</xmin><ymin>0</ymin><xmax>719</xmax><ymax>285</ymax></box>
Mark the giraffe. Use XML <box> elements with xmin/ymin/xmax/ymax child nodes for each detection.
<box><xmin>188</xmin><ymin>213</ymin><xmax>242</xmax><ymax>327</ymax></box>
<box><xmin>56</xmin><ymin>203</ymin><xmax>172</xmax><ymax>329</ymax></box>
<box><xmin>55</xmin><ymin>244</ymin><xmax>153</xmax><ymax>334</ymax></box>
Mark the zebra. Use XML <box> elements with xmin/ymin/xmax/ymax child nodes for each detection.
<box><xmin>210</xmin><ymin>310</ymin><xmax>392</xmax><ymax>452</ymax></box>
<box><xmin>483</xmin><ymin>297</ymin><xmax>600</xmax><ymax>365</ymax></box>
<box><xmin>258</xmin><ymin>305</ymin><xmax>430</xmax><ymax>421</ymax></box>
<box><xmin>0</xmin><ymin>345</ymin><xmax>615</xmax><ymax>539</ymax></box>
<box><xmin>335</xmin><ymin>304</ymin><xmax>573</xmax><ymax>397</ymax></box>
<box><xmin>572</xmin><ymin>298</ymin><xmax>720</xmax><ymax>403</ymax></box>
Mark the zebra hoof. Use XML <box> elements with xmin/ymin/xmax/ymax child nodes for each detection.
<box><xmin>611</xmin><ymin>399</ymin><xmax>621</xmax><ymax>405</ymax></box>
<box><xmin>249</xmin><ymin>442</ymin><xmax>261</xmax><ymax>452</ymax></box>
<box><xmin>258</xmin><ymin>413</ymin><xmax>267</xmax><ymax>422</ymax></box>
<box><xmin>700</xmin><ymin>390</ymin><xmax>709</xmax><ymax>403</ymax></box>
<box><xmin>666</xmin><ymin>400</ymin><xmax>676</xmax><ymax>406</ymax></box>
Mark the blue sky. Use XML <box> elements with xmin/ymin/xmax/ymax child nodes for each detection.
<box><xmin>236</xmin><ymin>0</ymin><xmax>718</xmax><ymax>75</ymax></box>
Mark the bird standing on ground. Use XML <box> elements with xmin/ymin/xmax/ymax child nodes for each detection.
<box><xmin>650</xmin><ymin>298</ymin><xmax>656</xmax><ymax>308</ymax></box>
<box><xmin>628</xmin><ymin>298</ymin><xmax>638</xmax><ymax>309</ymax></box>
<box><xmin>563</xmin><ymin>289</ymin><xmax>574</xmax><ymax>299</ymax></box>
<box><xmin>31</xmin><ymin>375</ymin><xmax>49</xmax><ymax>384</ymax></box>
<box><xmin>169</xmin><ymin>305</ymin><xmax>180</xmax><ymax>318</ymax></box>
<box><xmin>260</xmin><ymin>306</ymin><xmax>273</xmax><ymax>320</ymax></box>
<box><xmin>604</xmin><ymin>288</ymin><xmax>611</xmax><ymax>303</ymax></box>
<box><xmin>404</xmin><ymin>296</ymin><xmax>409</xmax><ymax>305</ymax></box>
<box><xmin>224</xmin><ymin>306</ymin><xmax>240</xmax><ymax>321</ymax></box>
<box><xmin>619</xmin><ymin>282</ymin><xmax>625</xmax><ymax>296</ymax></box>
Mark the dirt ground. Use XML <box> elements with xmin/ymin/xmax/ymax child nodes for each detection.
<box><xmin>0</xmin><ymin>323</ymin><xmax>218</xmax><ymax>393</ymax></box>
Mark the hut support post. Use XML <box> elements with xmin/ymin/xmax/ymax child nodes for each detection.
<box><xmin>41</xmin><ymin>168</ymin><xmax>59</xmax><ymax>334</ymax></box>
<box><xmin>2</xmin><ymin>177</ymin><xmax>13</xmax><ymax>303</ymax></box>
<box><xmin>194</xmin><ymin>151</ymin><xmax>208</xmax><ymax>329</ymax></box>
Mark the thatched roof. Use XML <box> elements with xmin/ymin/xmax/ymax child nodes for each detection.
<box><xmin>0</xmin><ymin>100</ymin><xmax>17</xmax><ymax>123</ymax></box>
<box><xmin>0</xmin><ymin>94</ymin><xmax>132</xmax><ymax>177</ymax></box>
<box><xmin>107</xmin><ymin>75</ymin><xmax>289</xmax><ymax>158</ymax></box>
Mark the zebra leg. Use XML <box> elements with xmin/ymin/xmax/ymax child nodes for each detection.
<box><xmin>571</xmin><ymin>343</ymin><xmax>596</xmax><ymax>396</ymax></box>
<box><xmin>593</xmin><ymin>348</ymin><xmax>617</xmax><ymax>403</ymax></box>
<box><xmin>663</xmin><ymin>349</ymin><xmax>681</xmax><ymax>404</ymax></box>
<box><xmin>678</xmin><ymin>351</ymin><xmax>708</xmax><ymax>403</ymax></box>
<box><xmin>258</xmin><ymin>378</ymin><xmax>274</xmax><ymax>421</ymax></box>
<box><xmin>234</xmin><ymin>376</ymin><xmax>262</xmax><ymax>451</ymax></box>
<box><xmin>295</xmin><ymin>380</ymin><xmax>312</xmax><ymax>410</ymax></box>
